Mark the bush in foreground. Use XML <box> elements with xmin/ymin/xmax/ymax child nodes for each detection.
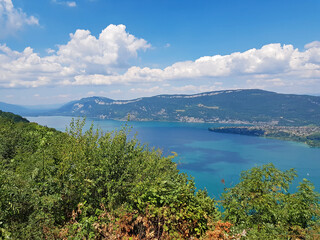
<box><xmin>222</xmin><ymin>164</ymin><xmax>320</xmax><ymax>239</ymax></box>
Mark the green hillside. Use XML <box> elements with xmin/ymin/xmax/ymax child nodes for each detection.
<box><xmin>0</xmin><ymin>112</ymin><xmax>319</xmax><ymax>239</ymax></box>
<box><xmin>0</xmin><ymin>110</ymin><xmax>29</xmax><ymax>123</ymax></box>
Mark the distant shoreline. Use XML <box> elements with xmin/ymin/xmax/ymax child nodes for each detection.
<box><xmin>209</xmin><ymin>126</ymin><xmax>320</xmax><ymax>147</ymax></box>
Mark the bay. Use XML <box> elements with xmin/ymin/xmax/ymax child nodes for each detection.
<box><xmin>27</xmin><ymin>116</ymin><xmax>320</xmax><ymax>199</ymax></box>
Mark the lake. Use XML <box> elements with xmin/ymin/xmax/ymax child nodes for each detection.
<box><xmin>27</xmin><ymin>116</ymin><xmax>320</xmax><ymax>199</ymax></box>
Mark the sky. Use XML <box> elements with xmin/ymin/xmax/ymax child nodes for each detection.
<box><xmin>0</xmin><ymin>0</ymin><xmax>320</xmax><ymax>105</ymax></box>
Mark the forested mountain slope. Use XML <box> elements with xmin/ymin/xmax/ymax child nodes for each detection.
<box><xmin>0</xmin><ymin>110</ymin><xmax>29</xmax><ymax>123</ymax></box>
<box><xmin>49</xmin><ymin>89</ymin><xmax>320</xmax><ymax>126</ymax></box>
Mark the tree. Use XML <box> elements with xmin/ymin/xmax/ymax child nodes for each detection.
<box><xmin>222</xmin><ymin>164</ymin><xmax>320</xmax><ymax>239</ymax></box>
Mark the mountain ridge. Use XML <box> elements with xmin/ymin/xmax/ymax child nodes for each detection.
<box><xmin>2</xmin><ymin>89</ymin><xmax>320</xmax><ymax>126</ymax></box>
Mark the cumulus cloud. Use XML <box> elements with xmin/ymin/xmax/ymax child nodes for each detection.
<box><xmin>56</xmin><ymin>24</ymin><xmax>150</xmax><ymax>73</ymax></box>
<box><xmin>0</xmin><ymin>24</ymin><xmax>150</xmax><ymax>87</ymax></box>
<box><xmin>0</xmin><ymin>0</ymin><xmax>39</xmax><ymax>37</ymax></box>
<box><xmin>0</xmin><ymin>44</ymin><xmax>61</xmax><ymax>87</ymax></box>
<box><xmin>72</xmin><ymin>42</ymin><xmax>320</xmax><ymax>92</ymax></box>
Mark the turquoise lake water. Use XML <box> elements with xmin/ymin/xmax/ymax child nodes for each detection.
<box><xmin>27</xmin><ymin>116</ymin><xmax>320</xmax><ymax>199</ymax></box>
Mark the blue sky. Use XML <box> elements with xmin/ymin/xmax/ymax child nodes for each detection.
<box><xmin>1</xmin><ymin>0</ymin><xmax>320</xmax><ymax>105</ymax></box>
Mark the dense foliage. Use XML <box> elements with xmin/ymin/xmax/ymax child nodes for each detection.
<box><xmin>306</xmin><ymin>132</ymin><xmax>320</xmax><ymax>147</ymax></box>
<box><xmin>0</xmin><ymin>110</ymin><xmax>29</xmax><ymax>123</ymax></box>
<box><xmin>222</xmin><ymin>164</ymin><xmax>320</xmax><ymax>239</ymax></box>
<box><xmin>0</xmin><ymin>111</ymin><xmax>319</xmax><ymax>239</ymax></box>
<box><xmin>0</xmin><ymin>115</ymin><xmax>220</xmax><ymax>239</ymax></box>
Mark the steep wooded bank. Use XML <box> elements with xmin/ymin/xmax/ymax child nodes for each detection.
<box><xmin>0</xmin><ymin>112</ymin><xmax>319</xmax><ymax>239</ymax></box>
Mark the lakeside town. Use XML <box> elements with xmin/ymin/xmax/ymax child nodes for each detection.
<box><xmin>209</xmin><ymin>125</ymin><xmax>320</xmax><ymax>147</ymax></box>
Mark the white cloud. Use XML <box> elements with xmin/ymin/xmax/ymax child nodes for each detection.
<box><xmin>0</xmin><ymin>0</ymin><xmax>39</xmax><ymax>38</ymax></box>
<box><xmin>46</xmin><ymin>48</ymin><xmax>55</xmax><ymax>54</ymax></box>
<box><xmin>72</xmin><ymin>42</ymin><xmax>319</xmax><ymax>93</ymax></box>
<box><xmin>56</xmin><ymin>24</ymin><xmax>150</xmax><ymax>73</ymax></box>
<box><xmin>305</xmin><ymin>41</ymin><xmax>320</xmax><ymax>50</ymax></box>
<box><xmin>0</xmin><ymin>24</ymin><xmax>150</xmax><ymax>87</ymax></box>
<box><xmin>67</xmin><ymin>1</ymin><xmax>76</xmax><ymax>7</ymax></box>
<box><xmin>76</xmin><ymin>43</ymin><xmax>304</xmax><ymax>85</ymax></box>
<box><xmin>160</xmin><ymin>43</ymin><xmax>297</xmax><ymax>79</ymax></box>
<box><xmin>0</xmin><ymin>44</ymin><xmax>61</xmax><ymax>87</ymax></box>
<box><xmin>52</xmin><ymin>0</ymin><xmax>77</xmax><ymax>7</ymax></box>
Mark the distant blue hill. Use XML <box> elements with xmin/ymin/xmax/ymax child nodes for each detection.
<box><xmin>0</xmin><ymin>102</ymin><xmax>65</xmax><ymax>116</ymax></box>
<box><xmin>1</xmin><ymin>89</ymin><xmax>320</xmax><ymax>126</ymax></box>
<box><xmin>0</xmin><ymin>102</ymin><xmax>31</xmax><ymax>116</ymax></box>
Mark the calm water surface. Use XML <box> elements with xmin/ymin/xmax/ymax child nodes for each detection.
<box><xmin>27</xmin><ymin>116</ymin><xmax>320</xmax><ymax>199</ymax></box>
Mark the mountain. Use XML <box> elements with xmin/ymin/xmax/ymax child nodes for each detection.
<box><xmin>0</xmin><ymin>102</ymin><xmax>31</xmax><ymax>116</ymax></box>
<box><xmin>0</xmin><ymin>102</ymin><xmax>65</xmax><ymax>116</ymax></box>
<box><xmin>46</xmin><ymin>89</ymin><xmax>320</xmax><ymax>126</ymax></box>
<box><xmin>1</xmin><ymin>89</ymin><xmax>319</xmax><ymax>126</ymax></box>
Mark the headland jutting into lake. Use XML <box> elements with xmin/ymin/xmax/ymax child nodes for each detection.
<box><xmin>209</xmin><ymin>125</ymin><xmax>320</xmax><ymax>147</ymax></box>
